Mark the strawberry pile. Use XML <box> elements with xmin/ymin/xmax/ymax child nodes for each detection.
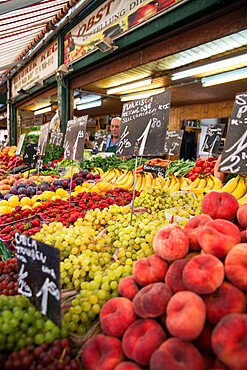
<box><xmin>0</xmin><ymin>188</ymin><xmax>139</xmax><ymax>250</ymax></box>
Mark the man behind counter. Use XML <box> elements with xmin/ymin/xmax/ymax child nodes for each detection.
<box><xmin>85</xmin><ymin>117</ymin><xmax>121</xmax><ymax>153</ymax></box>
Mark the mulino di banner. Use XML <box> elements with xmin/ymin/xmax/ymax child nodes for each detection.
<box><xmin>64</xmin><ymin>0</ymin><xmax>182</xmax><ymax>64</ymax></box>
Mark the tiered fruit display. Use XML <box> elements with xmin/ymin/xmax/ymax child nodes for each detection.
<box><xmin>187</xmin><ymin>156</ymin><xmax>216</xmax><ymax>181</ymax></box>
<box><xmin>82</xmin><ymin>191</ymin><xmax>247</xmax><ymax>370</ymax></box>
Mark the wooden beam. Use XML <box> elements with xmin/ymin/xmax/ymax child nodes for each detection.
<box><xmin>15</xmin><ymin>86</ymin><xmax>57</xmax><ymax>109</ymax></box>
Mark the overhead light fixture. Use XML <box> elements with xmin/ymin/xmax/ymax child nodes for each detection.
<box><xmin>76</xmin><ymin>99</ymin><xmax>102</xmax><ymax>110</ymax></box>
<box><xmin>171</xmin><ymin>53</ymin><xmax>247</xmax><ymax>80</ymax></box>
<box><xmin>201</xmin><ymin>67</ymin><xmax>247</xmax><ymax>87</ymax></box>
<box><xmin>76</xmin><ymin>94</ymin><xmax>101</xmax><ymax>104</ymax></box>
<box><xmin>121</xmin><ymin>87</ymin><xmax>165</xmax><ymax>102</ymax></box>
<box><xmin>95</xmin><ymin>36</ymin><xmax>118</xmax><ymax>53</ymax></box>
<box><xmin>107</xmin><ymin>78</ymin><xmax>153</xmax><ymax>95</ymax></box>
<box><xmin>34</xmin><ymin>106</ymin><xmax>52</xmax><ymax>115</ymax></box>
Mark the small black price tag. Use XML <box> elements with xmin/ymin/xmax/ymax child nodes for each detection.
<box><xmin>164</xmin><ymin>130</ymin><xmax>184</xmax><ymax>156</ymax></box>
<box><xmin>37</xmin><ymin>123</ymin><xmax>50</xmax><ymax>157</ymax></box>
<box><xmin>23</xmin><ymin>143</ymin><xmax>38</xmax><ymax>164</ymax></box>
<box><xmin>201</xmin><ymin>124</ymin><xmax>225</xmax><ymax>154</ymax></box>
<box><xmin>93</xmin><ymin>131</ymin><xmax>108</xmax><ymax>152</ymax></box>
<box><xmin>16</xmin><ymin>233</ymin><xmax>61</xmax><ymax>327</ymax></box>
<box><xmin>143</xmin><ymin>163</ymin><xmax>166</xmax><ymax>178</ymax></box>
<box><xmin>64</xmin><ymin>116</ymin><xmax>88</xmax><ymax>160</ymax></box>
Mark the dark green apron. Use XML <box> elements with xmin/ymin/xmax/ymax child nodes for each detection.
<box><xmin>106</xmin><ymin>144</ymin><xmax>117</xmax><ymax>154</ymax></box>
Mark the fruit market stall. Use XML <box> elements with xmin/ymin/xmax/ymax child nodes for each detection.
<box><xmin>0</xmin><ymin>93</ymin><xmax>247</xmax><ymax>369</ymax></box>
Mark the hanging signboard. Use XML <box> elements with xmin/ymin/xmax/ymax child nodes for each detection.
<box><xmin>116</xmin><ymin>91</ymin><xmax>171</xmax><ymax>157</ymax></box>
<box><xmin>63</xmin><ymin>116</ymin><xmax>88</xmax><ymax>161</ymax></box>
<box><xmin>23</xmin><ymin>143</ymin><xmax>38</xmax><ymax>164</ymax></box>
<box><xmin>37</xmin><ymin>123</ymin><xmax>50</xmax><ymax>156</ymax></box>
<box><xmin>11</xmin><ymin>41</ymin><xmax>58</xmax><ymax>98</ymax></box>
<box><xmin>16</xmin><ymin>134</ymin><xmax>26</xmax><ymax>156</ymax></box>
<box><xmin>21</xmin><ymin>111</ymin><xmax>44</xmax><ymax>128</ymax></box>
<box><xmin>64</xmin><ymin>0</ymin><xmax>183</xmax><ymax>64</ymax></box>
<box><xmin>219</xmin><ymin>92</ymin><xmax>247</xmax><ymax>174</ymax></box>
<box><xmin>201</xmin><ymin>124</ymin><xmax>225</xmax><ymax>154</ymax></box>
<box><xmin>16</xmin><ymin>233</ymin><xmax>61</xmax><ymax>327</ymax></box>
<box><xmin>164</xmin><ymin>130</ymin><xmax>184</xmax><ymax>156</ymax></box>
<box><xmin>93</xmin><ymin>130</ymin><xmax>108</xmax><ymax>152</ymax></box>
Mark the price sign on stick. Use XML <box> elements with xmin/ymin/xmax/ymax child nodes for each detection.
<box><xmin>201</xmin><ymin>124</ymin><xmax>225</xmax><ymax>154</ymax></box>
<box><xmin>23</xmin><ymin>143</ymin><xmax>38</xmax><ymax>164</ymax></box>
<box><xmin>94</xmin><ymin>131</ymin><xmax>108</xmax><ymax>152</ymax></box>
<box><xmin>219</xmin><ymin>92</ymin><xmax>247</xmax><ymax>174</ymax></box>
<box><xmin>164</xmin><ymin>130</ymin><xmax>184</xmax><ymax>156</ymax></box>
<box><xmin>16</xmin><ymin>233</ymin><xmax>61</xmax><ymax>327</ymax></box>
<box><xmin>16</xmin><ymin>134</ymin><xmax>25</xmax><ymax>156</ymax></box>
<box><xmin>49</xmin><ymin>132</ymin><xmax>57</xmax><ymax>145</ymax></box>
<box><xmin>63</xmin><ymin>116</ymin><xmax>88</xmax><ymax>160</ymax></box>
<box><xmin>116</xmin><ymin>91</ymin><xmax>171</xmax><ymax>157</ymax></box>
<box><xmin>37</xmin><ymin>123</ymin><xmax>49</xmax><ymax>156</ymax></box>
<box><xmin>56</xmin><ymin>133</ymin><xmax>63</xmax><ymax>147</ymax></box>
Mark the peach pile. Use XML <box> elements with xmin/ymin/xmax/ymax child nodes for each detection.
<box><xmin>82</xmin><ymin>192</ymin><xmax>247</xmax><ymax>370</ymax></box>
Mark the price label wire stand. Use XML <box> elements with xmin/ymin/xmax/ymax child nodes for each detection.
<box><xmin>130</xmin><ymin>156</ymin><xmax>138</xmax><ymax>225</ymax></box>
<box><xmin>68</xmin><ymin>160</ymin><xmax>74</xmax><ymax>211</ymax></box>
<box><xmin>36</xmin><ymin>157</ymin><xmax>41</xmax><ymax>195</ymax></box>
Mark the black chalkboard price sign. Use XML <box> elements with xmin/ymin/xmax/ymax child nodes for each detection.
<box><xmin>143</xmin><ymin>164</ymin><xmax>166</xmax><ymax>178</ymax></box>
<box><xmin>16</xmin><ymin>233</ymin><xmax>61</xmax><ymax>327</ymax></box>
<box><xmin>50</xmin><ymin>132</ymin><xmax>64</xmax><ymax>147</ymax></box>
<box><xmin>164</xmin><ymin>130</ymin><xmax>184</xmax><ymax>156</ymax></box>
<box><xmin>219</xmin><ymin>92</ymin><xmax>247</xmax><ymax>174</ymax></box>
<box><xmin>37</xmin><ymin>122</ymin><xmax>49</xmax><ymax>156</ymax></box>
<box><xmin>93</xmin><ymin>131</ymin><xmax>108</xmax><ymax>152</ymax></box>
<box><xmin>201</xmin><ymin>124</ymin><xmax>225</xmax><ymax>154</ymax></box>
<box><xmin>23</xmin><ymin>143</ymin><xmax>38</xmax><ymax>164</ymax></box>
<box><xmin>116</xmin><ymin>91</ymin><xmax>172</xmax><ymax>157</ymax></box>
<box><xmin>63</xmin><ymin>116</ymin><xmax>88</xmax><ymax>161</ymax></box>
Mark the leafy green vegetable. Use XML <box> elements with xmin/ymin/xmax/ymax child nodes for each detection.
<box><xmin>164</xmin><ymin>159</ymin><xmax>196</xmax><ymax>179</ymax></box>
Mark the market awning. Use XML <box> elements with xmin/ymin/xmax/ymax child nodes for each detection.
<box><xmin>0</xmin><ymin>0</ymin><xmax>79</xmax><ymax>77</ymax></box>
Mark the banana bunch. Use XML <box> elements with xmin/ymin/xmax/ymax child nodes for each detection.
<box><xmin>135</xmin><ymin>172</ymin><xmax>166</xmax><ymax>192</ymax></box>
<box><xmin>91</xmin><ymin>167</ymin><xmax>104</xmax><ymax>176</ymax></box>
<box><xmin>163</xmin><ymin>174</ymin><xmax>191</xmax><ymax>194</ymax></box>
<box><xmin>215</xmin><ymin>175</ymin><xmax>247</xmax><ymax>204</ymax></box>
<box><xmin>115</xmin><ymin>170</ymin><xmax>135</xmax><ymax>190</ymax></box>
<box><xmin>181</xmin><ymin>174</ymin><xmax>223</xmax><ymax>195</ymax></box>
<box><xmin>101</xmin><ymin>168</ymin><xmax>126</xmax><ymax>183</ymax></box>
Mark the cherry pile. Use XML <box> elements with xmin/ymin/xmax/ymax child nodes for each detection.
<box><xmin>4</xmin><ymin>339</ymin><xmax>79</xmax><ymax>370</ymax></box>
<box><xmin>0</xmin><ymin>257</ymin><xmax>18</xmax><ymax>296</ymax></box>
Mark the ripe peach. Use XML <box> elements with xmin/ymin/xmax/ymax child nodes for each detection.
<box><xmin>212</xmin><ymin>313</ymin><xmax>247</xmax><ymax>370</ymax></box>
<box><xmin>165</xmin><ymin>259</ymin><xmax>189</xmax><ymax>292</ymax></box>
<box><xmin>81</xmin><ymin>334</ymin><xmax>124</xmax><ymax>370</ymax></box>
<box><xmin>184</xmin><ymin>214</ymin><xmax>212</xmax><ymax>250</ymax></box>
<box><xmin>240</xmin><ymin>230</ymin><xmax>247</xmax><ymax>242</ymax></box>
<box><xmin>225</xmin><ymin>243</ymin><xmax>247</xmax><ymax>291</ymax></box>
<box><xmin>122</xmin><ymin>319</ymin><xmax>166</xmax><ymax>366</ymax></box>
<box><xmin>198</xmin><ymin>219</ymin><xmax>240</xmax><ymax>258</ymax></box>
<box><xmin>237</xmin><ymin>204</ymin><xmax>247</xmax><ymax>228</ymax></box>
<box><xmin>153</xmin><ymin>224</ymin><xmax>189</xmax><ymax>261</ymax></box>
<box><xmin>201</xmin><ymin>191</ymin><xmax>239</xmax><ymax>220</ymax></box>
<box><xmin>132</xmin><ymin>254</ymin><xmax>168</xmax><ymax>287</ymax></box>
<box><xmin>118</xmin><ymin>276</ymin><xmax>139</xmax><ymax>300</ymax></box>
<box><xmin>114</xmin><ymin>362</ymin><xmax>141</xmax><ymax>370</ymax></box>
<box><xmin>166</xmin><ymin>291</ymin><xmax>206</xmax><ymax>341</ymax></box>
<box><xmin>133</xmin><ymin>282</ymin><xmax>172</xmax><ymax>318</ymax></box>
<box><xmin>100</xmin><ymin>297</ymin><xmax>136</xmax><ymax>338</ymax></box>
<box><xmin>182</xmin><ymin>254</ymin><xmax>224</xmax><ymax>294</ymax></box>
<box><xmin>204</xmin><ymin>281</ymin><xmax>246</xmax><ymax>325</ymax></box>
<box><xmin>150</xmin><ymin>338</ymin><xmax>204</xmax><ymax>370</ymax></box>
